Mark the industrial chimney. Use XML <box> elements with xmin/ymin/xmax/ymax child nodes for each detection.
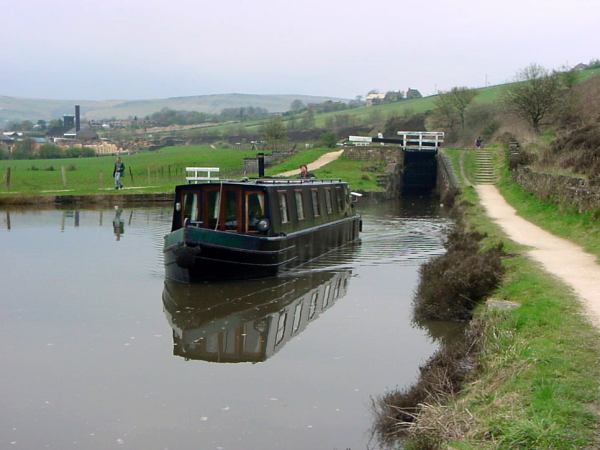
<box><xmin>75</xmin><ymin>105</ymin><xmax>81</xmax><ymax>132</ymax></box>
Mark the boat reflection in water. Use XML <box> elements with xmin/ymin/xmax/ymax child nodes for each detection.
<box><xmin>162</xmin><ymin>270</ymin><xmax>351</xmax><ymax>363</ymax></box>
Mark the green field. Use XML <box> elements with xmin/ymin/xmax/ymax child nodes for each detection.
<box><xmin>0</xmin><ymin>146</ymin><xmax>257</xmax><ymax>195</ymax></box>
<box><xmin>267</xmin><ymin>147</ymin><xmax>332</xmax><ymax>176</ymax></box>
<box><xmin>0</xmin><ymin>145</ymin><xmax>374</xmax><ymax>197</ymax></box>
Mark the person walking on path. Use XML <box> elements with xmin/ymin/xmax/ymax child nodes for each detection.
<box><xmin>475</xmin><ymin>136</ymin><xmax>483</xmax><ymax>150</ymax></box>
<box><xmin>113</xmin><ymin>157</ymin><xmax>125</xmax><ymax>189</ymax></box>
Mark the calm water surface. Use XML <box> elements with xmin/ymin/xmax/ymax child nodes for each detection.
<box><xmin>0</xmin><ymin>199</ymin><xmax>453</xmax><ymax>450</ymax></box>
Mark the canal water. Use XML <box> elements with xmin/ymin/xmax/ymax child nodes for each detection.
<box><xmin>0</xmin><ymin>198</ymin><xmax>453</xmax><ymax>450</ymax></box>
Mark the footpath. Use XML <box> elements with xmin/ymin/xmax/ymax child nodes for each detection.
<box><xmin>477</xmin><ymin>184</ymin><xmax>600</xmax><ymax>326</ymax></box>
<box><xmin>278</xmin><ymin>149</ymin><xmax>344</xmax><ymax>177</ymax></box>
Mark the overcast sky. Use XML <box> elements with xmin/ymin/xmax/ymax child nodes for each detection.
<box><xmin>2</xmin><ymin>0</ymin><xmax>598</xmax><ymax>100</ymax></box>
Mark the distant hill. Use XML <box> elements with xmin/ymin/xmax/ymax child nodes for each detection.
<box><xmin>0</xmin><ymin>93</ymin><xmax>348</xmax><ymax>124</ymax></box>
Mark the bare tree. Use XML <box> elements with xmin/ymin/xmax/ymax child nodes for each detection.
<box><xmin>435</xmin><ymin>87</ymin><xmax>476</xmax><ymax>130</ymax></box>
<box><xmin>432</xmin><ymin>91</ymin><xmax>458</xmax><ymax>130</ymax></box>
<box><xmin>503</xmin><ymin>64</ymin><xmax>561</xmax><ymax>133</ymax></box>
<box><xmin>260</xmin><ymin>116</ymin><xmax>287</xmax><ymax>150</ymax></box>
<box><xmin>450</xmin><ymin>87</ymin><xmax>476</xmax><ymax>130</ymax></box>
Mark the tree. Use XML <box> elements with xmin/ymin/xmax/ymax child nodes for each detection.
<box><xmin>39</xmin><ymin>144</ymin><xmax>63</xmax><ymax>159</ymax></box>
<box><xmin>432</xmin><ymin>92</ymin><xmax>458</xmax><ymax>130</ymax></box>
<box><xmin>435</xmin><ymin>87</ymin><xmax>476</xmax><ymax>130</ymax></box>
<box><xmin>320</xmin><ymin>131</ymin><xmax>337</xmax><ymax>148</ymax></box>
<box><xmin>290</xmin><ymin>99</ymin><xmax>305</xmax><ymax>112</ymax></box>
<box><xmin>450</xmin><ymin>87</ymin><xmax>476</xmax><ymax>130</ymax></box>
<box><xmin>260</xmin><ymin>116</ymin><xmax>287</xmax><ymax>150</ymax></box>
<box><xmin>503</xmin><ymin>64</ymin><xmax>561</xmax><ymax>133</ymax></box>
<box><xmin>13</xmin><ymin>138</ymin><xmax>36</xmax><ymax>159</ymax></box>
<box><xmin>300</xmin><ymin>109</ymin><xmax>315</xmax><ymax>129</ymax></box>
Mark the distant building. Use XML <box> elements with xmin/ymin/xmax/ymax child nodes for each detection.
<box><xmin>406</xmin><ymin>88</ymin><xmax>422</xmax><ymax>99</ymax></box>
<box><xmin>573</xmin><ymin>63</ymin><xmax>589</xmax><ymax>71</ymax></box>
<box><xmin>63</xmin><ymin>115</ymin><xmax>75</xmax><ymax>131</ymax></box>
<box><xmin>365</xmin><ymin>91</ymin><xmax>386</xmax><ymax>106</ymax></box>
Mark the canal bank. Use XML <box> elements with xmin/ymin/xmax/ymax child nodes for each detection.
<box><xmin>377</xmin><ymin>148</ymin><xmax>600</xmax><ymax>449</ymax></box>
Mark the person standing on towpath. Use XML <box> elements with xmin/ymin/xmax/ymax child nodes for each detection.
<box><xmin>113</xmin><ymin>157</ymin><xmax>125</xmax><ymax>189</ymax></box>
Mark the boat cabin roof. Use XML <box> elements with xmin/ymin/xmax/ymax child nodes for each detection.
<box><xmin>176</xmin><ymin>178</ymin><xmax>347</xmax><ymax>191</ymax></box>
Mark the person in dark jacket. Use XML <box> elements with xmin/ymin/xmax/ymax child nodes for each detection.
<box><xmin>113</xmin><ymin>157</ymin><xmax>125</xmax><ymax>189</ymax></box>
<box><xmin>299</xmin><ymin>164</ymin><xmax>312</xmax><ymax>179</ymax></box>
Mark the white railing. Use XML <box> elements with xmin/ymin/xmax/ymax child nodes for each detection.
<box><xmin>397</xmin><ymin>131</ymin><xmax>444</xmax><ymax>150</ymax></box>
<box><xmin>185</xmin><ymin>167</ymin><xmax>220</xmax><ymax>183</ymax></box>
<box><xmin>348</xmin><ymin>131</ymin><xmax>444</xmax><ymax>151</ymax></box>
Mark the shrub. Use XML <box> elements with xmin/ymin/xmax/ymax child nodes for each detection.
<box><xmin>320</xmin><ymin>131</ymin><xmax>337</xmax><ymax>148</ymax></box>
<box><xmin>481</xmin><ymin>120</ymin><xmax>500</xmax><ymax>140</ymax></box>
<box><xmin>414</xmin><ymin>228</ymin><xmax>504</xmax><ymax>322</ymax></box>
<box><xmin>38</xmin><ymin>144</ymin><xmax>63</xmax><ymax>159</ymax></box>
<box><xmin>550</xmin><ymin>124</ymin><xmax>600</xmax><ymax>177</ymax></box>
<box><xmin>384</xmin><ymin>113</ymin><xmax>426</xmax><ymax>136</ymax></box>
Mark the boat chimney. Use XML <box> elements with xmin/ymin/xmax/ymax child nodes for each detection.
<box><xmin>257</xmin><ymin>153</ymin><xmax>265</xmax><ymax>177</ymax></box>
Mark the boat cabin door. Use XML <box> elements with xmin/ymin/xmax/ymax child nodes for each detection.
<box><xmin>202</xmin><ymin>186</ymin><xmax>242</xmax><ymax>232</ymax></box>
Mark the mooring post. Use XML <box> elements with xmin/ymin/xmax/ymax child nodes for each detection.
<box><xmin>5</xmin><ymin>167</ymin><xmax>11</xmax><ymax>190</ymax></box>
<box><xmin>61</xmin><ymin>166</ymin><xmax>67</xmax><ymax>187</ymax></box>
<box><xmin>129</xmin><ymin>166</ymin><xmax>134</xmax><ymax>185</ymax></box>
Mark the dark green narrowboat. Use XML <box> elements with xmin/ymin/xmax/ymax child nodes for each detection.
<box><xmin>163</xmin><ymin>178</ymin><xmax>361</xmax><ymax>282</ymax></box>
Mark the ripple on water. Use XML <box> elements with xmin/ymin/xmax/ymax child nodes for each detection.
<box><xmin>292</xmin><ymin>214</ymin><xmax>451</xmax><ymax>272</ymax></box>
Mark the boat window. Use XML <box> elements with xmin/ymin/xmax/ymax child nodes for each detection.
<box><xmin>246</xmin><ymin>191</ymin><xmax>265</xmax><ymax>232</ymax></box>
<box><xmin>311</xmin><ymin>189</ymin><xmax>320</xmax><ymax>217</ymax></box>
<box><xmin>292</xmin><ymin>303</ymin><xmax>302</xmax><ymax>333</ymax></box>
<box><xmin>278</xmin><ymin>191</ymin><xmax>289</xmax><ymax>224</ymax></box>
<box><xmin>325</xmin><ymin>188</ymin><xmax>333</xmax><ymax>214</ymax></box>
<box><xmin>294</xmin><ymin>190</ymin><xmax>305</xmax><ymax>220</ymax></box>
<box><xmin>206</xmin><ymin>190</ymin><xmax>221</xmax><ymax>229</ymax></box>
<box><xmin>183</xmin><ymin>192</ymin><xmax>200</xmax><ymax>224</ymax></box>
<box><xmin>323</xmin><ymin>284</ymin><xmax>331</xmax><ymax>309</ymax></box>
<box><xmin>224</xmin><ymin>190</ymin><xmax>238</xmax><ymax>231</ymax></box>
<box><xmin>335</xmin><ymin>187</ymin><xmax>344</xmax><ymax>212</ymax></box>
<box><xmin>309</xmin><ymin>292</ymin><xmax>318</xmax><ymax>319</ymax></box>
<box><xmin>276</xmin><ymin>312</ymin><xmax>287</xmax><ymax>345</ymax></box>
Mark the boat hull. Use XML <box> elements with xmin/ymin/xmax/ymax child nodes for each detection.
<box><xmin>164</xmin><ymin>215</ymin><xmax>361</xmax><ymax>282</ymax></box>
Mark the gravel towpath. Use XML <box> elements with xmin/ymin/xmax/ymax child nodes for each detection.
<box><xmin>477</xmin><ymin>184</ymin><xmax>600</xmax><ymax>326</ymax></box>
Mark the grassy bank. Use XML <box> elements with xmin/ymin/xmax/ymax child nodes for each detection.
<box><xmin>0</xmin><ymin>146</ymin><xmax>257</xmax><ymax>196</ymax></box>
<box><xmin>313</xmin><ymin>155</ymin><xmax>386</xmax><ymax>192</ymax></box>
<box><xmin>497</xmin><ymin>169</ymin><xmax>600</xmax><ymax>262</ymax></box>
<box><xmin>0</xmin><ymin>146</ymin><xmax>350</xmax><ymax>197</ymax></box>
<box><xmin>398</xmin><ymin>149</ymin><xmax>600</xmax><ymax>448</ymax></box>
<box><xmin>267</xmin><ymin>147</ymin><xmax>332</xmax><ymax>175</ymax></box>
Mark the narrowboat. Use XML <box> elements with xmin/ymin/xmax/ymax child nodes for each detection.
<box><xmin>163</xmin><ymin>178</ymin><xmax>361</xmax><ymax>282</ymax></box>
<box><xmin>162</xmin><ymin>270</ymin><xmax>351</xmax><ymax>362</ymax></box>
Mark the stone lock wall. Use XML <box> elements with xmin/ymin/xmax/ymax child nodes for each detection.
<box><xmin>513</xmin><ymin>166</ymin><xmax>600</xmax><ymax>213</ymax></box>
<box><xmin>343</xmin><ymin>146</ymin><xmax>402</xmax><ymax>164</ymax></box>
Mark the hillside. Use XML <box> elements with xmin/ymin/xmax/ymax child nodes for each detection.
<box><xmin>0</xmin><ymin>93</ymin><xmax>347</xmax><ymax>124</ymax></box>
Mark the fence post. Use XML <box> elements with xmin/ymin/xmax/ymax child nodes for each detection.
<box><xmin>61</xmin><ymin>166</ymin><xmax>67</xmax><ymax>187</ymax></box>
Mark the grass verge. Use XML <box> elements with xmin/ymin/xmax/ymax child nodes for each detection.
<box><xmin>0</xmin><ymin>146</ymin><xmax>336</xmax><ymax>197</ymax></box>
<box><xmin>387</xmin><ymin>150</ymin><xmax>600</xmax><ymax>449</ymax></box>
<box><xmin>497</xmin><ymin>167</ymin><xmax>600</xmax><ymax>262</ymax></box>
<box><xmin>312</xmin><ymin>154</ymin><xmax>386</xmax><ymax>192</ymax></box>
